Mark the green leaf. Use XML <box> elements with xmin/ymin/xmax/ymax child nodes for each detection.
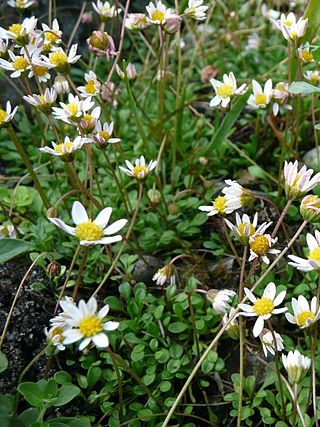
<box><xmin>168</xmin><ymin>322</ymin><xmax>188</xmax><ymax>333</ymax></box>
<box><xmin>288</xmin><ymin>81</ymin><xmax>320</xmax><ymax>94</ymax></box>
<box><xmin>0</xmin><ymin>352</ymin><xmax>8</xmax><ymax>373</ymax></box>
<box><xmin>206</xmin><ymin>91</ymin><xmax>250</xmax><ymax>153</ymax></box>
<box><xmin>51</xmin><ymin>385</ymin><xmax>80</xmax><ymax>406</ymax></box>
<box><xmin>18</xmin><ymin>383</ymin><xmax>44</xmax><ymax>408</ymax></box>
<box><xmin>0</xmin><ymin>239</ymin><xmax>32</xmax><ymax>264</ymax></box>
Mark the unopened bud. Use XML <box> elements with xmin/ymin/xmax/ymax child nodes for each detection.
<box><xmin>168</xmin><ymin>202</ymin><xmax>180</xmax><ymax>216</ymax></box>
<box><xmin>47</xmin><ymin>260</ymin><xmax>61</xmax><ymax>278</ymax></box>
<box><xmin>53</xmin><ymin>75</ymin><xmax>69</xmax><ymax>95</ymax></box>
<box><xmin>300</xmin><ymin>194</ymin><xmax>320</xmax><ymax>223</ymax></box>
<box><xmin>148</xmin><ymin>188</ymin><xmax>161</xmax><ymax>206</ymax></box>
<box><xmin>47</xmin><ymin>207</ymin><xmax>58</xmax><ymax>218</ymax></box>
<box><xmin>199</xmin><ymin>156</ymin><xmax>208</xmax><ymax>165</ymax></box>
<box><xmin>163</xmin><ymin>14</ymin><xmax>182</xmax><ymax>34</ymax></box>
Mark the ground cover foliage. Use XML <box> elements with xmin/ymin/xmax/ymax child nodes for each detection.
<box><xmin>1</xmin><ymin>0</ymin><xmax>320</xmax><ymax>426</ymax></box>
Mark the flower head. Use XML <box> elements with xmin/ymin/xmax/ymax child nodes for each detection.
<box><xmin>184</xmin><ymin>0</ymin><xmax>208</xmax><ymax>21</ymax></box>
<box><xmin>199</xmin><ymin>195</ymin><xmax>241</xmax><ymax>217</ymax></box>
<box><xmin>260</xmin><ymin>328</ymin><xmax>284</xmax><ymax>357</ymax></box>
<box><xmin>247</xmin><ymin>79</ymin><xmax>273</xmax><ymax>109</ymax></box>
<box><xmin>249</xmin><ymin>223</ymin><xmax>279</xmax><ymax>265</ymax></box>
<box><xmin>272</xmin><ymin>82</ymin><xmax>292</xmax><ymax>116</ymax></box>
<box><xmin>0</xmin><ymin>16</ymin><xmax>37</xmax><ymax>46</ymax></box>
<box><xmin>92</xmin><ymin>1</ymin><xmax>122</xmax><ymax>20</ymax></box>
<box><xmin>206</xmin><ymin>289</ymin><xmax>236</xmax><ymax>314</ymax></box>
<box><xmin>238</xmin><ymin>282</ymin><xmax>287</xmax><ymax>337</ymax></box>
<box><xmin>146</xmin><ymin>1</ymin><xmax>172</xmax><ymax>25</ymax></box>
<box><xmin>45</xmin><ymin>325</ymin><xmax>66</xmax><ymax>351</ymax></box>
<box><xmin>23</xmin><ymin>88</ymin><xmax>57</xmax><ymax>113</ymax></box>
<box><xmin>125</xmin><ymin>13</ymin><xmax>151</xmax><ymax>30</ymax></box>
<box><xmin>40</xmin><ymin>44</ymin><xmax>81</xmax><ymax>74</ymax></box>
<box><xmin>39</xmin><ymin>136</ymin><xmax>88</xmax><ymax>161</ymax></box>
<box><xmin>282</xmin><ymin>349</ymin><xmax>310</xmax><ymax>384</ymax></box>
<box><xmin>224</xmin><ymin>212</ymin><xmax>259</xmax><ymax>245</ymax></box>
<box><xmin>58</xmin><ymin>297</ymin><xmax>119</xmax><ymax>351</ymax></box>
<box><xmin>8</xmin><ymin>0</ymin><xmax>36</xmax><ymax>8</ymax></box>
<box><xmin>283</xmin><ymin>160</ymin><xmax>320</xmax><ymax>200</ymax></box>
<box><xmin>0</xmin><ymin>101</ymin><xmax>18</xmax><ymax>128</ymax></box>
<box><xmin>222</xmin><ymin>179</ymin><xmax>253</xmax><ymax>205</ymax></box>
<box><xmin>286</xmin><ymin>295</ymin><xmax>320</xmax><ymax>329</ymax></box>
<box><xmin>300</xmin><ymin>194</ymin><xmax>320</xmax><ymax>223</ymax></box>
<box><xmin>210</xmin><ymin>72</ymin><xmax>246</xmax><ymax>108</ymax></box>
<box><xmin>298</xmin><ymin>43</ymin><xmax>314</xmax><ymax>64</ymax></box>
<box><xmin>304</xmin><ymin>70</ymin><xmax>320</xmax><ymax>86</ymax></box>
<box><xmin>153</xmin><ymin>264</ymin><xmax>175</xmax><ymax>286</ymax></box>
<box><xmin>52</xmin><ymin>93</ymin><xmax>95</xmax><ymax>124</ymax></box>
<box><xmin>78</xmin><ymin>71</ymin><xmax>101</xmax><ymax>98</ymax></box>
<box><xmin>92</xmin><ymin>121</ymin><xmax>121</xmax><ymax>147</ymax></box>
<box><xmin>48</xmin><ymin>201</ymin><xmax>127</xmax><ymax>246</ymax></box>
<box><xmin>87</xmin><ymin>31</ymin><xmax>117</xmax><ymax>59</ymax></box>
<box><xmin>288</xmin><ymin>230</ymin><xmax>320</xmax><ymax>272</ymax></box>
<box><xmin>119</xmin><ymin>155</ymin><xmax>157</xmax><ymax>181</ymax></box>
<box><xmin>0</xmin><ymin>50</ymin><xmax>31</xmax><ymax>78</ymax></box>
<box><xmin>42</xmin><ymin>19</ymin><xmax>62</xmax><ymax>52</ymax></box>
<box><xmin>53</xmin><ymin>74</ymin><xmax>70</xmax><ymax>94</ymax></box>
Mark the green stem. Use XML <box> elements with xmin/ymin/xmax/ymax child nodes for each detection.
<box><xmin>7</xmin><ymin>126</ymin><xmax>50</xmax><ymax>209</ymax></box>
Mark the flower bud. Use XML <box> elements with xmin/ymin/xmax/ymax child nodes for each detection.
<box><xmin>300</xmin><ymin>194</ymin><xmax>320</xmax><ymax>223</ymax></box>
<box><xmin>148</xmin><ymin>188</ymin><xmax>162</xmax><ymax>206</ymax></box>
<box><xmin>222</xmin><ymin>308</ymin><xmax>239</xmax><ymax>340</ymax></box>
<box><xmin>82</xmin><ymin>12</ymin><xmax>93</xmax><ymax>24</ymax></box>
<box><xmin>282</xmin><ymin>350</ymin><xmax>310</xmax><ymax>384</ymax></box>
<box><xmin>201</xmin><ymin>65</ymin><xmax>218</xmax><ymax>82</ymax></box>
<box><xmin>163</xmin><ymin>14</ymin><xmax>182</xmax><ymax>34</ymax></box>
<box><xmin>53</xmin><ymin>75</ymin><xmax>70</xmax><ymax>95</ymax></box>
<box><xmin>168</xmin><ymin>202</ymin><xmax>180</xmax><ymax>216</ymax></box>
<box><xmin>47</xmin><ymin>260</ymin><xmax>61</xmax><ymax>278</ymax></box>
<box><xmin>87</xmin><ymin>31</ymin><xmax>117</xmax><ymax>59</ymax></box>
<box><xmin>47</xmin><ymin>207</ymin><xmax>58</xmax><ymax>218</ymax></box>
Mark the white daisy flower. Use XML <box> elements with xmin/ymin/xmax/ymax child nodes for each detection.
<box><xmin>0</xmin><ymin>50</ymin><xmax>31</xmax><ymax>78</ymax></box>
<box><xmin>184</xmin><ymin>0</ymin><xmax>208</xmax><ymax>21</ymax></box>
<box><xmin>222</xmin><ymin>179</ymin><xmax>253</xmax><ymax>205</ymax></box>
<box><xmin>52</xmin><ymin>93</ymin><xmax>95</xmax><ymax>124</ymax></box>
<box><xmin>261</xmin><ymin>4</ymin><xmax>280</xmax><ymax>20</ymax></box>
<box><xmin>146</xmin><ymin>1</ymin><xmax>172</xmax><ymax>25</ymax></box>
<box><xmin>23</xmin><ymin>88</ymin><xmax>57</xmax><ymax>113</ymax></box>
<box><xmin>92</xmin><ymin>121</ymin><xmax>121</xmax><ymax>146</ymax></box>
<box><xmin>282</xmin><ymin>17</ymin><xmax>308</xmax><ymax>42</ymax></box>
<box><xmin>50</xmin><ymin>296</ymin><xmax>76</xmax><ymax>328</ymax></box>
<box><xmin>272</xmin><ymin>82</ymin><xmax>292</xmax><ymax>116</ymax></box>
<box><xmin>0</xmin><ymin>224</ymin><xmax>16</xmax><ymax>238</ymax></box>
<box><xmin>119</xmin><ymin>155</ymin><xmax>157</xmax><ymax>181</ymax></box>
<box><xmin>224</xmin><ymin>212</ymin><xmax>259</xmax><ymax>245</ymax></box>
<box><xmin>222</xmin><ymin>307</ymin><xmax>239</xmax><ymax>339</ymax></box>
<box><xmin>78</xmin><ymin>106</ymin><xmax>101</xmax><ymax>135</ymax></box>
<box><xmin>288</xmin><ymin>230</ymin><xmax>320</xmax><ymax>272</ymax></box>
<box><xmin>238</xmin><ymin>282</ymin><xmax>287</xmax><ymax>337</ymax></box>
<box><xmin>259</xmin><ymin>328</ymin><xmax>284</xmax><ymax>357</ymax></box>
<box><xmin>39</xmin><ymin>136</ymin><xmax>88</xmax><ymax>160</ymax></box>
<box><xmin>44</xmin><ymin>325</ymin><xmax>66</xmax><ymax>351</ymax></box>
<box><xmin>153</xmin><ymin>264</ymin><xmax>175</xmax><ymax>286</ymax></box>
<box><xmin>8</xmin><ymin>0</ymin><xmax>36</xmax><ymax>8</ymax></box>
<box><xmin>42</xmin><ymin>19</ymin><xmax>62</xmax><ymax>51</ymax></box>
<box><xmin>286</xmin><ymin>295</ymin><xmax>320</xmax><ymax>329</ymax></box>
<box><xmin>61</xmin><ymin>297</ymin><xmax>119</xmax><ymax>351</ymax></box>
<box><xmin>247</xmin><ymin>79</ymin><xmax>273</xmax><ymax>109</ymax></box>
<box><xmin>92</xmin><ymin>1</ymin><xmax>122</xmax><ymax>20</ymax></box>
<box><xmin>48</xmin><ymin>201</ymin><xmax>128</xmax><ymax>246</ymax></box>
<box><xmin>0</xmin><ymin>16</ymin><xmax>37</xmax><ymax>46</ymax></box>
<box><xmin>249</xmin><ymin>223</ymin><xmax>279</xmax><ymax>265</ymax></box>
<box><xmin>300</xmin><ymin>194</ymin><xmax>320</xmax><ymax>223</ymax></box>
<box><xmin>282</xmin><ymin>349</ymin><xmax>311</xmax><ymax>384</ymax></box>
<box><xmin>304</xmin><ymin>70</ymin><xmax>320</xmax><ymax>86</ymax></box>
<box><xmin>39</xmin><ymin>44</ymin><xmax>81</xmax><ymax>74</ymax></box>
<box><xmin>209</xmin><ymin>72</ymin><xmax>247</xmax><ymax>108</ymax></box>
<box><xmin>298</xmin><ymin>43</ymin><xmax>314</xmax><ymax>64</ymax></box>
<box><xmin>78</xmin><ymin>71</ymin><xmax>101</xmax><ymax>98</ymax></box>
<box><xmin>125</xmin><ymin>13</ymin><xmax>151</xmax><ymax>30</ymax></box>
<box><xmin>199</xmin><ymin>195</ymin><xmax>241</xmax><ymax>217</ymax></box>
<box><xmin>283</xmin><ymin>160</ymin><xmax>320</xmax><ymax>200</ymax></box>
<box><xmin>206</xmin><ymin>289</ymin><xmax>236</xmax><ymax>314</ymax></box>
<box><xmin>0</xmin><ymin>101</ymin><xmax>18</xmax><ymax>128</ymax></box>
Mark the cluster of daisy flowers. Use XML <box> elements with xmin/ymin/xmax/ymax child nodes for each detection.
<box><xmin>46</xmin><ymin>296</ymin><xmax>119</xmax><ymax>352</ymax></box>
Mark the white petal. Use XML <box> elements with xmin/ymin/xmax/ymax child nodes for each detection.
<box><xmin>103</xmin><ymin>321</ymin><xmax>119</xmax><ymax>331</ymax></box>
<box><xmin>94</xmin><ymin>207</ymin><xmax>112</xmax><ymax>228</ymax></box>
<box><xmin>48</xmin><ymin>218</ymin><xmax>76</xmax><ymax>236</ymax></box>
<box><xmin>103</xmin><ymin>219</ymin><xmax>128</xmax><ymax>235</ymax></box>
<box><xmin>72</xmin><ymin>201</ymin><xmax>88</xmax><ymax>225</ymax></box>
<box><xmin>92</xmin><ymin>332</ymin><xmax>109</xmax><ymax>348</ymax></box>
<box><xmin>253</xmin><ymin>316</ymin><xmax>264</xmax><ymax>337</ymax></box>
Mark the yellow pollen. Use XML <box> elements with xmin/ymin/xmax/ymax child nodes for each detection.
<box><xmin>39</xmin><ymin>95</ymin><xmax>46</xmax><ymax>103</ymax></box>
<box><xmin>83</xmin><ymin>114</ymin><xmax>93</xmax><ymax>122</ymax></box>
<box><xmin>308</xmin><ymin>247</ymin><xmax>320</xmax><ymax>262</ymax></box>
<box><xmin>133</xmin><ymin>165</ymin><xmax>148</xmax><ymax>179</ymax></box>
<box><xmin>98</xmin><ymin>131</ymin><xmax>110</xmax><ymax>141</ymax></box>
<box><xmin>283</xmin><ymin>19</ymin><xmax>293</xmax><ymax>26</ymax></box>
<box><xmin>50</xmin><ymin>51</ymin><xmax>68</xmax><ymax>66</ymax></box>
<box><xmin>45</xmin><ymin>31</ymin><xmax>59</xmax><ymax>43</ymax></box>
<box><xmin>302</xmin><ymin>50</ymin><xmax>313</xmax><ymax>63</ymax></box>
<box><xmin>79</xmin><ymin>315</ymin><xmax>102</xmax><ymax>337</ymax></box>
<box><xmin>138</xmin><ymin>16</ymin><xmax>148</xmax><ymax>25</ymax></box>
<box><xmin>85</xmin><ymin>80</ymin><xmax>97</xmax><ymax>94</ymax></box>
<box><xmin>151</xmin><ymin>10</ymin><xmax>165</xmax><ymax>22</ymax></box>
<box><xmin>213</xmin><ymin>196</ymin><xmax>227</xmax><ymax>214</ymax></box>
<box><xmin>9</xmin><ymin>23</ymin><xmax>22</xmax><ymax>36</ymax></box>
<box><xmin>51</xmin><ymin>327</ymin><xmax>64</xmax><ymax>343</ymax></box>
<box><xmin>217</xmin><ymin>84</ymin><xmax>234</xmax><ymax>99</ymax></box>
<box><xmin>255</xmin><ymin>94</ymin><xmax>267</xmax><ymax>105</ymax></box>
<box><xmin>238</xmin><ymin>223</ymin><xmax>255</xmax><ymax>236</ymax></box>
<box><xmin>103</xmin><ymin>6</ymin><xmax>110</xmax><ymax>12</ymax></box>
<box><xmin>13</xmin><ymin>57</ymin><xmax>29</xmax><ymax>70</ymax></box>
<box><xmin>302</xmin><ymin>195</ymin><xmax>320</xmax><ymax>209</ymax></box>
<box><xmin>250</xmin><ymin>234</ymin><xmax>269</xmax><ymax>256</ymax></box>
<box><xmin>297</xmin><ymin>311</ymin><xmax>315</xmax><ymax>327</ymax></box>
<box><xmin>66</xmin><ymin>102</ymin><xmax>79</xmax><ymax>116</ymax></box>
<box><xmin>75</xmin><ymin>220</ymin><xmax>103</xmax><ymax>241</ymax></box>
<box><xmin>54</xmin><ymin>141</ymin><xmax>74</xmax><ymax>154</ymax></box>
<box><xmin>0</xmin><ymin>109</ymin><xmax>8</xmax><ymax>124</ymax></box>
<box><xmin>253</xmin><ymin>297</ymin><xmax>274</xmax><ymax>316</ymax></box>
<box><xmin>34</xmin><ymin>65</ymin><xmax>48</xmax><ymax>76</ymax></box>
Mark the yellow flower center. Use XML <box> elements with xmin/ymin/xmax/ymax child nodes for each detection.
<box><xmin>213</xmin><ymin>196</ymin><xmax>227</xmax><ymax>214</ymax></box>
<box><xmin>45</xmin><ymin>31</ymin><xmax>59</xmax><ymax>43</ymax></box>
<box><xmin>133</xmin><ymin>165</ymin><xmax>148</xmax><ymax>179</ymax></box>
<box><xmin>137</xmin><ymin>16</ymin><xmax>148</xmax><ymax>25</ymax></box>
<box><xmin>90</xmin><ymin>33</ymin><xmax>108</xmax><ymax>49</ymax></box>
<box><xmin>301</xmin><ymin>50</ymin><xmax>313</xmax><ymax>63</ymax></box>
<box><xmin>309</xmin><ymin>73</ymin><xmax>319</xmax><ymax>85</ymax></box>
<box><xmin>308</xmin><ymin>247</ymin><xmax>320</xmax><ymax>262</ymax></box>
<box><xmin>13</xmin><ymin>57</ymin><xmax>29</xmax><ymax>70</ymax></box>
<box><xmin>50</xmin><ymin>51</ymin><xmax>68</xmax><ymax>66</ymax></box>
<box><xmin>302</xmin><ymin>195</ymin><xmax>320</xmax><ymax>209</ymax></box>
<box><xmin>98</xmin><ymin>130</ymin><xmax>110</xmax><ymax>141</ymax></box>
<box><xmin>217</xmin><ymin>84</ymin><xmax>234</xmax><ymax>98</ymax></box>
<box><xmin>54</xmin><ymin>141</ymin><xmax>74</xmax><ymax>154</ymax></box>
<box><xmin>151</xmin><ymin>10</ymin><xmax>165</xmax><ymax>22</ymax></box>
<box><xmin>79</xmin><ymin>315</ymin><xmax>103</xmax><ymax>337</ymax></box>
<box><xmin>253</xmin><ymin>297</ymin><xmax>274</xmax><ymax>316</ymax></box>
<box><xmin>51</xmin><ymin>327</ymin><xmax>64</xmax><ymax>343</ymax></box>
<box><xmin>0</xmin><ymin>109</ymin><xmax>8</xmax><ymax>124</ymax></box>
<box><xmin>9</xmin><ymin>23</ymin><xmax>22</xmax><ymax>36</ymax></box>
<box><xmin>250</xmin><ymin>234</ymin><xmax>269</xmax><ymax>256</ymax></box>
<box><xmin>297</xmin><ymin>311</ymin><xmax>315</xmax><ymax>327</ymax></box>
<box><xmin>85</xmin><ymin>80</ymin><xmax>97</xmax><ymax>94</ymax></box>
<box><xmin>83</xmin><ymin>114</ymin><xmax>93</xmax><ymax>122</ymax></box>
<box><xmin>75</xmin><ymin>220</ymin><xmax>103</xmax><ymax>241</ymax></box>
<box><xmin>238</xmin><ymin>223</ymin><xmax>255</xmax><ymax>236</ymax></box>
<box><xmin>283</xmin><ymin>19</ymin><xmax>293</xmax><ymax>26</ymax></box>
<box><xmin>34</xmin><ymin>65</ymin><xmax>48</xmax><ymax>76</ymax></box>
<box><xmin>103</xmin><ymin>6</ymin><xmax>110</xmax><ymax>12</ymax></box>
<box><xmin>66</xmin><ymin>102</ymin><xmax>79</xmax><ymax>116</ymax></box>
<box><xmin>255</xmin><ymin>94</ymin><xmax>267</xmax><ymax>105</ymax></box>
